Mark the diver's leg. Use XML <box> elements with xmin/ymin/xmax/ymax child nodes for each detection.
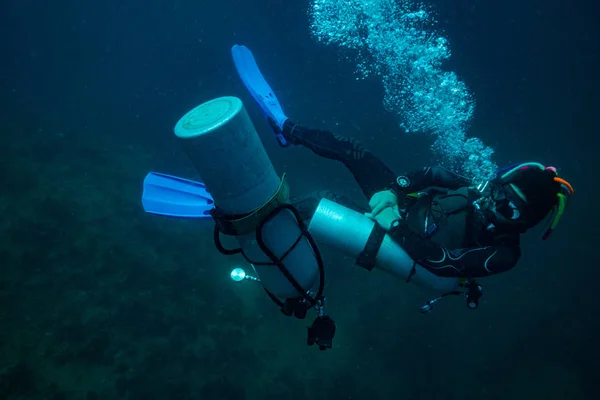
<box><xmin>280</xmin><ymin>120</ymin><xmax>396</xmax><ymax>200</ymax></box>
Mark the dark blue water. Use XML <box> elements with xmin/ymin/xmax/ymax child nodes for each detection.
<box><xmin>1</xmin><ymin>1</ymin><xmax>597</xmax><ymax>399</ymax></box>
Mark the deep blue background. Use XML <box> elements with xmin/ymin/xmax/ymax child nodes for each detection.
<box><xmin>1</xmin><ymin>0</ymin><xmax>599</xmax><ymax>398</ymax></box>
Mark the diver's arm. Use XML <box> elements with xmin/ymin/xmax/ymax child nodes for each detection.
<box><xmin>389</xmin><ymin>166</ymin><xmax>472</xmax><ymax>196</ymax></box>
<box><xmin>388</xmin><ymin>225</ymin><xmax>521</xmax><ymax>278</ymax></box>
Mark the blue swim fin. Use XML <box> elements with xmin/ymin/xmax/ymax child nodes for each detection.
<box><xmin>231</xmin><ymin>44</ymin><xmax>290</xmax><ymax>146</ymax></box>
<box><xmin>142</xmin><ymin>172</ymin><xmax>214</xmax><ymax>218</ymax></box>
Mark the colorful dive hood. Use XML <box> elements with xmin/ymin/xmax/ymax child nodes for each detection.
<box><xmin>492</xmin><ymin>162</ymin><xmax>574</xmax><ymax>239</ymax></box>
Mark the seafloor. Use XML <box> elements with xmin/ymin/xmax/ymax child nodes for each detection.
<box><xmin>0</xmin><ymin>119</ymin><xmax>593</xmax><ymax>400</ymax></box>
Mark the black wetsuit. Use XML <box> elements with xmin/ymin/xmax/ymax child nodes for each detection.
<box><xmin>284</xmin><ymin>121</ymin><xmax>521</xmax><ymax>278</ymax></box>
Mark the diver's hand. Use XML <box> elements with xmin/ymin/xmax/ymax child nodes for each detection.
<box><xmin>366</xmin><ymin>190</ymin><xmax>398</xmax><ymax>217</ymax></box>
<box><xmin>365</xmin><ymin>206</ymin><xmax>399</xmax><ymax>231</ymax></box>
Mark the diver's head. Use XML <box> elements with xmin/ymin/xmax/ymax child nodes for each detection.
<box><xmin>481</xmin><ymin>162</ymin><xmax>574</xmax><ymax>238</ymax></box>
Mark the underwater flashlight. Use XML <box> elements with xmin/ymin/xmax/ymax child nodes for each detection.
<box><xmin>230</xmin><ymin>268</ymin><xmax>246</xmax><ymax>281</ymax></box>
<box><xmin>230</xmin><ymin>267</ymin><xmax>260</xmax><ymax>283</ymax></box>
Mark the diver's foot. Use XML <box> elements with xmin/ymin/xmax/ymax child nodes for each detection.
<box><xmin>268</xmin><ymin>117</ymin><xmax>298</xmax><ymax>147</ymax></box>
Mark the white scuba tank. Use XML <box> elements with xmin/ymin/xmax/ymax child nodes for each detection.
<box><xmin>309</xmin><ymin>198</ymin><xmax>461</xmax><ymax>292</ymax></box>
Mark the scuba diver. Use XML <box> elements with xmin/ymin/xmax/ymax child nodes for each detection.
<box><xmin>271</xmin><ymin>119</ymin><xmax>575</xmax><ymax>279</ymax></box>
<box><xmin>142</xmin><ymin>45</ymin><xmax>576</xmax><ymax>350</ymax></box>
<box><xmin>229</xmin><ymin>45</ymin><xmax>575</xmax><ymax>280</ymax></box>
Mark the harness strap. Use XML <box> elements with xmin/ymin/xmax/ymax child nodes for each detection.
<box><xmin>356</xmin><ymin>223</ymin><xmax>387</xmax><ymax>271</ymax></box>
